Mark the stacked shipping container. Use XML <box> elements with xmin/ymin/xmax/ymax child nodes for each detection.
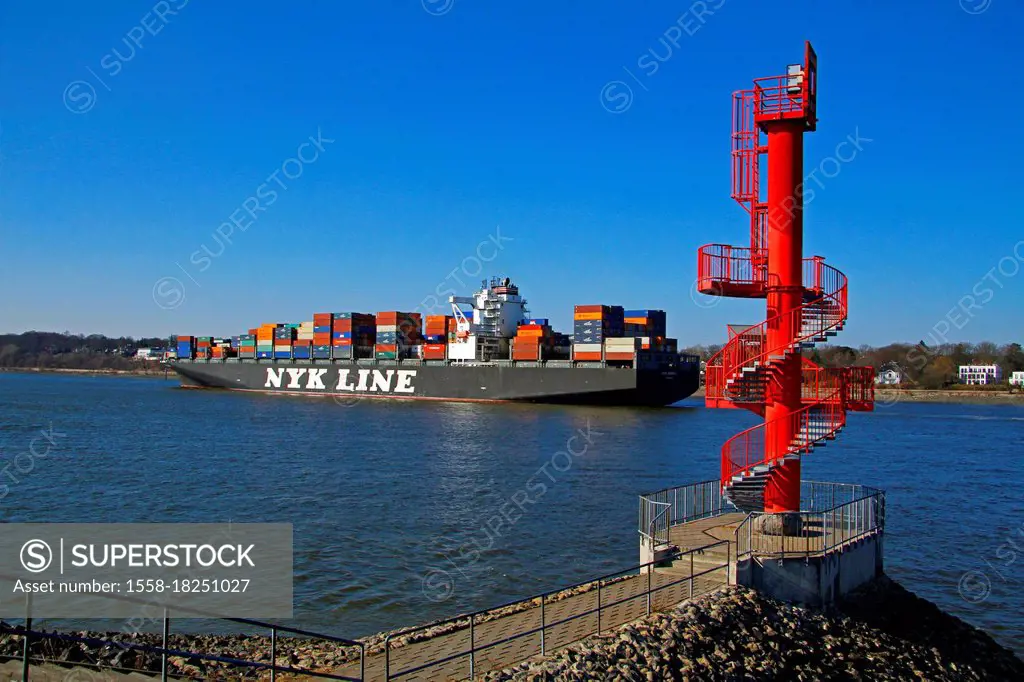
<box><xmin>572</xmin><ymin>305</ymin><xmax>624</xmax><ymax>361</ymax></box>
<box><xmin>238</xmin><ymin>335</ymin><xmax>256</xmax><ymax>358</ymax></box>
<box><xmin>175</xmin><ymin>336</ymin><xmax>194</xmax><ymax>359</ymax></box>
<box><xmin>512</xmin><ymin>321</ymin><xmax>555</xmax><ymax>361</ymax></box>
<box><xmin>312</xmin><ymin>313</ymin><xmax>334</xmax><ymax>359</ymax></box>
<box><xmin>376</xmin><ymin>311</ymin><xmax>421</xmax><ymax>360</ymax></box>
<box><xmin>256</xmin><ymin>324</ymin><xmax>276</xmax><ymax>359</ymax></box>
<box><xmin>604</xmin><ymin>336</ymin><xmax>642</xmax><ymax>361</ymax></box>
<box><xmin>274</xmin><ymin>325</ymin><xmax>295</xmax><ymax>360</ymax></box>
<box><xmin>333</xmin><ymin>313</ymin><xmax>376</xmax><ymax>360</ymax></box>
<box><xmin>194</xmin><ymin>337</ymin><xmax>212</xmax><ymax>359</ymax></box>
<box><xmin>422</xmin><ymin>315</ymin><xmax>452</xmax><ymax>360</ymax></box>
<box><xmin>176</xmin><ymin>300</ymin><xmax>674</xmax><ymax>365</ymax></box>
<box><xmin>295</xmin><ymin>321</ymin><xmax>314</xmax><ymax>359</ymax></box>
<box><xmin>623</xmin><ymin>310</ymin><xmax>667</xmax><ymax>338</ymax></box>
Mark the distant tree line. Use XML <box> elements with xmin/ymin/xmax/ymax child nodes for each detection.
<box><xmin>681</xmin><ymin>341</ymin><xmax>1024</xmax><ymax>390</ymax></box>
<box><xmin>0</xmin><ymin>331</ymin><xmax>169</xmax><ymax>370</ymax></box>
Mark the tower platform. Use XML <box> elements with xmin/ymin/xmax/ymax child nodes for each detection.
<box><xmin>640</xmin><ymin>479</ymin><xmax>885</xmax><ymax>607</ymax></box>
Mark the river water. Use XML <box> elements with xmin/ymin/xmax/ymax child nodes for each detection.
<box><xmin>0</xmin><ymin>372</ymin><xmax>1021</xmax><ymax>653</ymax></box>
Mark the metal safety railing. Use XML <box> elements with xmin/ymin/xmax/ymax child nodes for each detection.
<box><xmin>734</xmin><ymin>481</ymin><xmax>885</xmax><ymax>560</ymax></box>
<box><xmin>382</xmin><ymin>541</ymin><xmax>730</xmax><ymax>681</ymax></box>
<box><xmin>638</xmin><ymin>479</ymin><xmax>727</xmax><ymax>545</ymax></box>
<box><xmin>0</xmin><ymin>587</ymin><xmax>365</xmax><ymax>681</ymax></box>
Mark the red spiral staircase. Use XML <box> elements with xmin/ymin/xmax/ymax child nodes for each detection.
<box><xmin>697</xmin><ymin>43</ymin><xmax>874</xmax><ymax>514</ymax></box>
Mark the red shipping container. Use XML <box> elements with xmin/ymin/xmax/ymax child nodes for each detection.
<box><xmin>375</xmin><ymin>344</ymin><xmax>397</xmax><ymax>352</ymax></box>
<box><xmin>604</xmin><ymin>352</ymin><xmax>635</xmax><ymax>361</ymax></box>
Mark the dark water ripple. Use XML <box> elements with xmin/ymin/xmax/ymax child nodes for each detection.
<box><xmin>0</xmin><ymin>373</ymin><xmax>1021</xmax><ymax>653</ymax></box>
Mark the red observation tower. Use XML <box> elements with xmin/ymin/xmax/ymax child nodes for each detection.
<box><xmin>697</xmin><ymin>43</ymin><xmax>874</xmax><ymax>516</ymax></box>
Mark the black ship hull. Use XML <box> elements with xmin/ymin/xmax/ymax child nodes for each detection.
<box><xmin>169</xmin><ymin>356</ymin><xmax>699</xmax><ymax>407</ymax></box>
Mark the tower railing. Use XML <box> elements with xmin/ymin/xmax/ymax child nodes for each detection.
<box><xmin>720</xmin><ymin>395</ymin><xmax>845</xmax><ymax>487</ymax></box>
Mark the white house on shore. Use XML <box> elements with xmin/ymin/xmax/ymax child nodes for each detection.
<box><xmin>875</xmin><ymin>368</ymin><xmax>902</xmax><ymax>385</ymax></box>
<box><xmin>958</xmin><ymin>364</ymin><xmax>1002</xmax><ymax>385</ymax></box>
<box><xmin>1010</xmin><ymin>371</ymin><xmax>1024</xmax><ymax>387</ymax></box>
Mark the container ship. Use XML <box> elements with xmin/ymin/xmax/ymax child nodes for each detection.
<box><xmin>169</xmin><ymin>277</ymin><xmax>699</xmax><ymax>406</ymax></box>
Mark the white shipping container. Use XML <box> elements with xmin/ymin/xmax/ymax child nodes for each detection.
<box><xmin>605</xmin><ymin>338</ymin><xmax>639</xmax><ymax>348</ymax></box>
<box><xmin>573</xmin><ymin>343</ymin><xmax>602</xmax><ymax>353</ymax></box>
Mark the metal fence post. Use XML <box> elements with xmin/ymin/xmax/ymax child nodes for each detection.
<box><xmin>270</xmin><ymin>625</ymin><xmax>277</xmax><ymax>682</ymax></box>
<box><xmin>469</xmin><ymin>614</ymin><xmax>476</xmax><ymax>679</ymax></box>
<box><xmin>646</xmin><ymin>563</ymin><xmax>652</xmax><ymax>615</ymax></box>
<box><xmin>689</xmin><ymin>551</ymin><xmax>695</xmax><ymax>598</ymax></box>
<box><xmin>161</xmin><ymin>609</ymin><xmax>169</xmax><ymax>682</ymax></box>
<box><xmin>540</xmin><ymin>594</ymin><xmax>546</xmax><ymax>656</ymax></box>
<box><xmin>596</xmin><ymin>580</ymin><xmax>602</xmax><ymax>634</ymax></box>
<box><xmin>384</xmin><ymin>634</ymin><xmax>392</xmax><ymax>681</ymax></box>
<box><xmin>22</xmin><ymin>618</ymin><xmax>31</xmax><ymax>681</ymax></box>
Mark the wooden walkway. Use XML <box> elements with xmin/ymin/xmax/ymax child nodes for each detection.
<box><xmin>336</xmin><ymin>560</ymin><xmax>728</xmax><ymax>681</ymax></box>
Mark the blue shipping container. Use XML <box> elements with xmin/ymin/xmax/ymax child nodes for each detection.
<box><xmin>257</xmin><ymin>351</ymin><xmax>273</xmax><ymax>359</ymax></box>
<box><xmin>314</xmin><ymin>325</ymin><xmax>331</xmax><ymax>333</ymax></box>
<box><xmin>274</xmin><ymin>351</ymin><xmax>292</xmax><ymax>359</ymax></box>
<box><xmin>312</xmin><ymin>349</ymin><xmax>332</xmax><ymax>359</ymax></box>
<box><xmin>527</xmin><ymin>318</ymin><xmax>549</xmax><ymax>326</ymax></box>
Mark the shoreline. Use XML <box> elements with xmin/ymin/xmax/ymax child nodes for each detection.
<box><xmin>692</xmin><ymin>385</ymin><xmax>1024</xmax><ymax>405</ymax></box>
<box><xmin>0</xmin><ymin>366</ymin><xmax>170</xmax><ymax>378</ymax></box>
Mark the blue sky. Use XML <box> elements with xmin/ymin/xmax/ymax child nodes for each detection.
<box><xmin>1</xmin><ymin>0</ymin><xmax>1020</xmax><ymax>346</ymax></box>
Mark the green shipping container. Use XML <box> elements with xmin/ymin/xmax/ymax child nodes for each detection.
<box><xmin>375</xmin><ymin>351</ymin><xmax>398</xmax><ymax>360</ymax></box>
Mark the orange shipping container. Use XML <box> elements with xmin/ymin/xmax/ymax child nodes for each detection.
<box><xmin>516</xmin><ymin>329</ymin><xmax>545</xmax><ymax>338</ymax></box>
<box><xmin>572</xmin><ymin>352</ymin><xmax>603</xmax><ymax>361</ymax></box>
<box><xmin>624</xmin><ymin>317</ymin><xmax>649</xmax><ymax>324</ymax></box>
<box><xmin>604</xmin><ymin>352</ymin><xmax>635</xmax><ymax>361</ymax></box>
<box><xmin>375</xmin><ymin>344</ymin><xmax>397</xmax><ymax>352</ymax></box>
<box><xmin>573</xmin><ymin>312</ymin><xmax>603</xmax><ymax>321</ymax></box>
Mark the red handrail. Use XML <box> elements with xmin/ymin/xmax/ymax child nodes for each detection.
<box><xmin>721</xmin><ymin>389</ymin><xmax>845</xmax><ymax>485</ymax></box>
<box><xmin>701</xmin><ymin>254</ymin><xmax>847</xmax><ymax>380</ymax></box>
